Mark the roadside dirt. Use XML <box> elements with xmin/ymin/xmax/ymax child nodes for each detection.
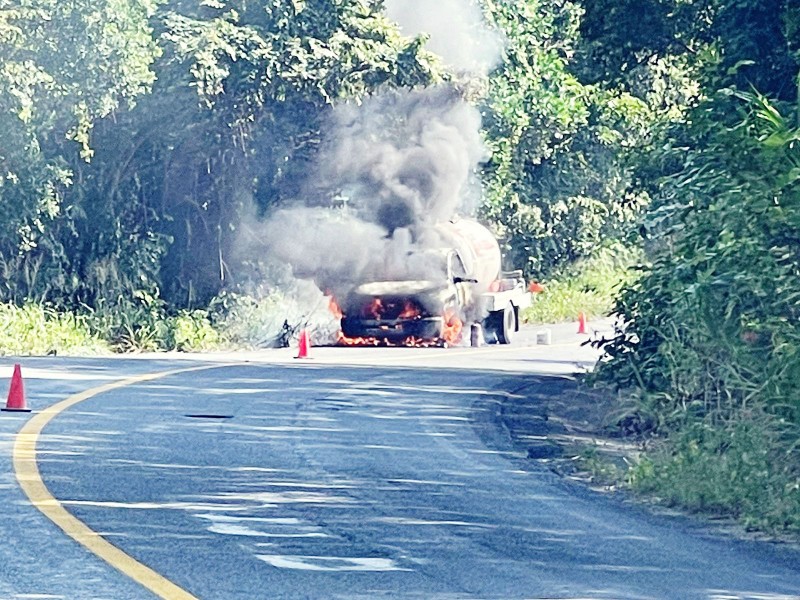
<box><xmin>499</xmin><ymin>376</ymin><xmax>639</xmax><ymax>490</ymax></box>
<box><xmin>499</xmin><ymin>376</ymin><xmax>800</xmax><ymax>548</ymax></box>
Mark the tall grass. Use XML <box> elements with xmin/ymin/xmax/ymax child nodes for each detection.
<box><xmin>0</xmin><ymin>291</ymin><xmax>332</xmax><ymax>355</ymax></box>
<box><xmin>522</xmin><ymin>243</ymin><xmax>641</xmax><ymax>324</ymax></box>
<box><xmin>0</xmin><ymin>302</ymin><xmax>109</xmax><ymax>355</ymax></box>
<box><xmin>82</xmin><ymin>293</ymin><xmax>229</xmax><ymax>353</ymax></box>
<box><xmin>627</xmin><ymin>413</ymin><xmax>800</xmax><ymax>533</ymax></box>
<box><xmin>170</xmin><ymin>310</ymin><xmax>225</xmax><ymax>352</ymax></box>
<box><xmin>211</xmin><ymin>290</ymin><xmax>341</xmax><ymax>348</ymax></box>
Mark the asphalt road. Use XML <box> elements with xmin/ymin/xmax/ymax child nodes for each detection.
<box><xmin>0</xmin><ymin>323</ymin><xmax>799</xmax><ymax>599</ymax></box>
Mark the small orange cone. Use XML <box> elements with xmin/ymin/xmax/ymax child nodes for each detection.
<box><xmin>295</xmin><ymin>329</ymin><xmax>312</xmax><ymax>359</ymax></box>
<box><xmin>577</xmin><ymin>312</ymin><xmax>588</xmax><ymax>335</ymax></box>
<box><xmin>3</xmin><ymin>364</ymin><xmax>30</xmax><ymax>412</ymax></box>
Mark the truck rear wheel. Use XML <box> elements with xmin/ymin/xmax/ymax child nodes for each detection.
<box><xmin>484</xmin><ymin>303</ymin><xmax>515</xmax><ymax>344</ymax></box>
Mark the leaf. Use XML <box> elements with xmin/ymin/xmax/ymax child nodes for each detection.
<box><xmin>726</xmin><ymin>59</ymin><xmax>755</xmax><ymax>76</ymax></box>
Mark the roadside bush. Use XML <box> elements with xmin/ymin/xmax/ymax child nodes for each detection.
<box><xmin>86</xmin><ymin>291</ymin><xmax>172</xmax><ymax>352</ymax></box>
<box><xmin>0</xmin><ymin>302</ymin><xmax>108</xmax><ymax>355</ymax></box>
<box><xmin>0</xmin><ymin>287</ymin><xmax>329</xmax><ymax>355</ymax></box>
<box><xmin>86</xmin><ymin>292</ymin><xmax>228</xmax><ymax>353</ymax></box>
<box><xmin>598</xmin><ymin>92</ymin><xmax>800</xmax><ymax>427</ymax></box>
<box><xmin>170</xmin><ymin>310</ymin><xmax>225</xmax><ymax>352</ymax></box>
<box><xmin>628</xmin><ymin>414</ymin><xmax>800</xmax><ymax>533</ymax></box>
<box><xmin>211</xmin><ymin>288</ymin><xmax>340</xmax><ymax>348</ymax></box>
<box><xmin>211</xmin><ymin>292</ymin><xmax>296</xmax><ymax>349</ymax></box>
<box><xmin>595</xmin><ymin>91</ymin><xmax>800</xmax><ymax>534</ymax></box>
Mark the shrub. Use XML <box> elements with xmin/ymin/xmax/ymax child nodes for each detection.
<box><xmin>86</xmin><ymin>293</ymin><xmax>228</xmax><ymax>353</ymax></box>
<box><xmin>170</xmin><ymin>310</ymin><xmax>225</xmax><ymax>352</ymax></box>
<box><xmin>628</xmin><ymin>414</ymin><xmax>800</xmax><ymax>533</ymax></box>
<box><xmin>595</xmin><ymin>91</ymin><xmax>800</xmax><ymax>534</ymax></box>
<box><xmin>211</xmin><ymin>288</ymin><xmax>340</xmax><ymax>349</ymax></box>
<box><xmin>0</xmin><ymin>302</ymin><xmax>108</xmax><ymax>355</ymax></box>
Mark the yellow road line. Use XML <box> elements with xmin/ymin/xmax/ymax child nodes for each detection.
<box><xmin>13</xmin><ymin>364</ymin><xmax>229</xmax><ymax>600</ymax></box>
<box><xmin>11</xmin><ymin>348</ymin><xmax>589</xmax><ymax>594</ymax></box>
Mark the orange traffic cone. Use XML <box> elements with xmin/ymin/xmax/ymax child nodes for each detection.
<box><xmin>295</xmin><ymin>329</ymin><xmax>312</xmax><ymax>359</ymax></box>
<box><xmin>3</xmin><ymin>364</ymin><xmax>30</xmax><ymax>412</ymax></box>
<box><xmin>577</xmin><ymin>312</ymin><xmax>588</xmax><ymax>335</ymax></box>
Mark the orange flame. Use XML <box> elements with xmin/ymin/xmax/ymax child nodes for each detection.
<box><xmin>328</xmin><ymin>296</ymin><xmax>343</xmax><ymax>319</ymax></box>
<box><xmin>337</xmin><ymin>331</ymin><xmax>381</xmax><ymax>346</ymax></box>
<box><xmin>367</xmin><ymin>298</ymin><xmax>384</xmax><ymax>319</ymax></box>
<box><xmin>442</xmin><ymin>310</ymin><xmax>463</xmax><ymax>346</ymax></box>
<box><xmin>327</xmin><ymin>293</ymin><xmax>458</xmax><ymax>348</ymax></box>
<box><xmin>398</xmin><ymin>299</ymin><xmax>422</xmax><ymax>320</ymax></box>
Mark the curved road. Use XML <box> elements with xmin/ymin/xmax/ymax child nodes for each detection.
<box><xmin>1</xmin><ymin>326</ymin><xmax>799</xmax><ymax>599</ymax></box>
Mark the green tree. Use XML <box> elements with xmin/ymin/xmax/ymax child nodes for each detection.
<box><xmin>480</xmin><ymin>0</ymin><xmax>651</xmax><ymax>277</ymax></box>
<box><xmin>146</xmin><ymin>0</ymin><xmax>440</xmax><ymax>305</ymax></box>
<box><xmin>590</xmin><ymin>0</ymin><xmax>800</xmax><ymax>531</ymax></box>
<box><xmin>594</xmin><ymin>0</ymin><xmax>800</xmax><ymax>413</ymax></box>
<box><xmin>1</xmin><ymin>0</ymin><xmax>439</xmax><ymax>309</ymax></box>
<box><xmin>0</xmin><ymin>0</ymin><xmax>161</xmax><ymax>301</ymax></box>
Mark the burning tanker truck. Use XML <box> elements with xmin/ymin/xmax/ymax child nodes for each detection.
<box><xmin>336</xmin><ymin>218</ymin><xmax>531</xmax><ymax>346</ymax></box>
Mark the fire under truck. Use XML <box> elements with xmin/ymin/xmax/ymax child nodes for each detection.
<box><xmin>339</xmin><ymin>218</ymin><xmax>532</xmax><ymax>345</ymax></box>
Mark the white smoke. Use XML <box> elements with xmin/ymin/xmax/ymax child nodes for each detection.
<box><xmin>384</xmin><ymin>0</ymin><xmax>505</xmax><ymax>75</ymax></box>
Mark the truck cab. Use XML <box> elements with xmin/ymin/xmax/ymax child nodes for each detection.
<box><xmin>339</xmin><ymin>248</ymin><xmax>465</xmax><ymax>345</ymax></box>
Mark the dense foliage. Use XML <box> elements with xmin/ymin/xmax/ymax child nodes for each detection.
<box><xmin>1</xmin><ymin>0</ymin><xmax>647</xmax><ymax>348</ymax></box>
<box><xmin>1</xmin><ymin>0</ymin><xmax>438</xmax><ymax>314</ymax></box>
<box><xmin>1</xmin><ymin>0</ymin><xmax>650</xmax><ymax>314</ymax></box>
<box><xmin>592</xmin><ymin>0</ymin><xmax>800</xmax><ymax>531</ymax></box>
<box><xmin>0</xmin><ymin>0</ymin><xmax>160</xmax><ymax>298</ymax></box>
<box><xmin>480</xmin><ymin>0</ymin><xmax>652</xmax><ymax>275</ymax></box>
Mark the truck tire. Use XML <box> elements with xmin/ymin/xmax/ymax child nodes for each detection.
<box><xmin>484</xmin><ymin>303</ymin><xmax>515</xmax><ymax>345</ymax></box>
